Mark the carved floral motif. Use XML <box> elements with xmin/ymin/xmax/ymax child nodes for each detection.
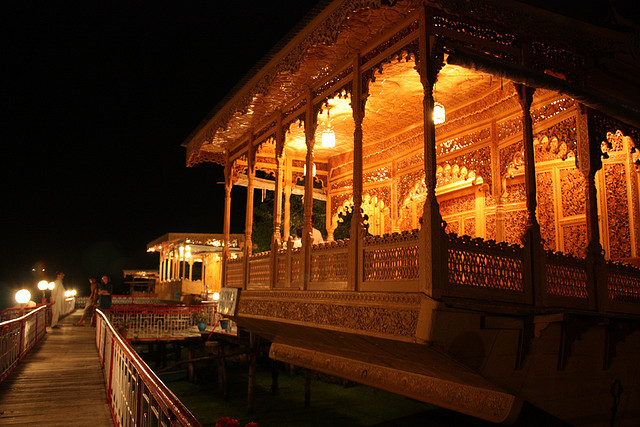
<box><xmin>605</xmin><ymin>163</ymin><xmax>631</xmax><ymax>259</ymax></box>
<box><xmin>536</xmin><ymin>171</ymin><xmax>556</xmax><ymax>251</ymax></box>
<box><xmin>560</xmin><ymin>168</ymin><xmax>585</xmax><ymax>218</ymax></box>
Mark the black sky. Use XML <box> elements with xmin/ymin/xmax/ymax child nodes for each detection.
<box><xmin>1</xmin><ymin>0</ymin><xmax>319</xmax><ymax>302</ymax></box>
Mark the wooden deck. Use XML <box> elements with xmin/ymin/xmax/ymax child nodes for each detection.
<box><xmin>0</xmin><ymin>311</ymin><xmax>113</xmax><ymax>426</ymax></box>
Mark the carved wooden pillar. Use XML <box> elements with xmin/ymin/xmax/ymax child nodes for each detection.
<box><xmin>222</xmin><ymin>152</ymin><xmax>232</xmax><ymax>287</ymax></box>
<box><xmin>577</xmin><ymin>105</ymin><xmax>607</xmax><ymax>312</ymax></box>
<box><xmin>302</xmin><ymin>91</ymin><xmax>316</xmax><ymax>290</ymax></box>
<box><xmin>417</xmin><ymin>7</ymin><xmax>445</xmax><ymax>299</ymax></box>
<box><xmin>491</xmin><ymin>119</ymin><xmax>505</xmax><ymax>241</ymax></box>
<box><xmin>516</xmin><ymin>83</ymin><xmax>545</xmax><ymax>307</ymax></box>
<box><xmin>391</xmin><ymin>160</ymin><xmax>399</xmax><ymax>233</ymax></box>
<box><xmin>270</xmin><ymin>113</ymin><xmax>285</xmax><ymax>289</ymax></box>
<box><xmin>349</xmin><ymin>54</ymin><xmax>366</xmax><ymax>291</ymax></box>
<box><xmin>243</xmin><ymin>137</ymin><xmax>256</xmax><ymax>289</ymax></box>
<box><xmin>283</xmin><ymin>155</ymin><xmax>293</xmax><ymax>242</ymax></box>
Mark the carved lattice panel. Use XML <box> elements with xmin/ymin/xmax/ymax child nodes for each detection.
<box><xmin>311</xmin><ymin>244</ymin><xmax>348</xmax><ymax>282</ymax></box>
<box><xmin>447</xmin><ymin>237</ymin><xmax>524</xmax><ymax>292</ymax></box>
<box><xmin>226</xmin><ymin>258</ymin><xmax>244</xmax><ymax>287</ymax></box>
<box><xmin>363</xmin><ymin>245</ymin><xmax>419</xmax><ymax>281</ymax></box>
<box><xmin>363</xmin><ymin>231</ymin><xmax>419</xmax><ymax>281</ymax></box>
<box><xmin>277</xmin><ymin>251</ymin><xmax>287</xmax><ymax>284</ymax></box>
<box><xmin>291</xmin><ymin>250</ymin><xmax>301</xmax><ymax>283</ymax></box>
<box><xmin>536</xmin><ymin>171</ymin><xmax>556</xmax><ymax>251</ymax></box>
<box><xmin>607</xmin><ymin>265</ymin><xmax>640</xmax><ymax>304</ymax></box>
<box><xmin>545</xmin><ymin>253</ymin><xmax>588</xmax><ymax>298</ymax></box>
<box><xmin>249</xmin><ymin>255</ymin><xmax>270</xmax><ymax>286</ymax></box>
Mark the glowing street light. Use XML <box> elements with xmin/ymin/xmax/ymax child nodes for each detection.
<box><xmin>48</xmin><ymin>282</ymin><xmax>55</xmax><ymax>290</ymax></box>
<box><xmin>15</xmin><ymin>289</ymin><xmax>31</xmax><ymax>305</ymax></box>
<box><xmin>212</xmin><ymin>292</ymin><xmax>220</xmax><ymax>301</ymax></box>
<box><xmin>37</xmin><ymin>280</ymin><xmax>49</xmax><ymax>303</ymax></box>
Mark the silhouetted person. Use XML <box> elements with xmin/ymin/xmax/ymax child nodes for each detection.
<box><xmin>74</xmin><ymin>277</ymin><xmax>98</xmax><ymax>326</ymax></box>
<box><xmin>98</xmin><ymin>275</ymin><xmax>112</xmax><ymax>310</ymax></box>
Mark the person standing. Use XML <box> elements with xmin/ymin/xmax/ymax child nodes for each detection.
<box><xmin>74</xmin><ymin>277</ymin><xmax>99</xmax><ymax>326</ymax></box>
<box><xmin>50</xmin><ymin>271</ymin><xmax>66</xmax><ymax>328</ymax></box>
<box><xmin>98</xmin><ymin>275</ymin><xmax>113</xmax><ymax>310</ymax></box>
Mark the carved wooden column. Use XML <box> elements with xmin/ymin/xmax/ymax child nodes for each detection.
<box><xmin>577</xmin><ymin>105</ymin><xmax>607</xmax><ymax>312</ymax></box>
<box><xmin>270</xmin><ymin>113</ymin><xmax>285</xmax><ymax>289</ymax></box>
<box><xmin>491</xmin><ymin>119</ymin><xmax>505</xmax><ymax>241</ymax></box>
<box><xmin>302</xmin><ymin>91</ymin><xmax>316</xmax><ymax>290</ymax></box>
<box><xmin>349</xmin><ymin>54</ymin><xmax>366</xmax><ymax>291</ymax></box>
<box><xmin>516</xmin><ymin>83</ymin><xmax>545</xmax><ymax>307</ymax></box>
<box><xmin>391</xmin><ymin>160</ymin><xmax>399</xmax><ymax>233</ymax></box>
<box><xmin>243</xmin><ymin>136</ymin><xmax>256</xmax><ymax>290</ymax></box>
<box><xmin>283</xmin><ymin>155</ymin><xmax>293</xmax><ymax>242</ymax></box>
<box><xmin>417</xmin><ymin>7</ymin><xmax>445</xmax><ymax>299</ymax></box>
<box><xmin>222</xmin><ymin>152</ymin><xmax>232</xmax><ymax>287</ymax></box>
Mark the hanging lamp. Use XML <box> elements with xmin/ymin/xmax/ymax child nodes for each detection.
<box><xmin>321</xmin><ymin>105</ymin><xmax>336</xmax><ymax>148</ymax></box>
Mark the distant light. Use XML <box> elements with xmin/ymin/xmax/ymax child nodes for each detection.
<box><xmin>32</xmin><ymin>268</ymin><xmax>36</xmax><ymax>272</ymax></box>
<box><xmin>48</xmin><ymin>281</ymin><xmax>55</xmax><ymax>290</ymax></box>
<box><xmin>15</xmin><ymin>289</ymin><xmax>31</xmax><ymax>304</ymax></box>
<box><xmin>37</xmin><ymin>280</ymin><xmax>49</xmax><ymax>290</ymax></box>
<box><xmin>71</xmin><ymin>290</ymin><xmax>77</xmax><ymax>296</ymax></box>
<box><xmin>213</xmin><ymin>240</ymin><xmax>221</xmax><ymax>247</ymax></box>
<box><xmin>321</xmin><ymin>130</ymin><xmax>335</xmax><ymax>148</ymax></box>
<box><xmin>64</xmin><ymin>290</ymin><xmax>71</xmax><ymax>297</ymax></box>
<box><xmin>303</xmin><ymin>163</ymin><xmax>317</xmax><ymax>176</ymax></box>
<box><xmin>433</xmin><ymin>102</ymin><xmax>445</xmax><ymax>125</ymax></box>
<box><xmin>212</xmin><ymin>292</ymin><xmax>220</xmax><ymax>301</ymax></box>
<box><xmin>42</xmin><ymin>269</ymin><xmax>45</xmax><ymax>272</ymax></box>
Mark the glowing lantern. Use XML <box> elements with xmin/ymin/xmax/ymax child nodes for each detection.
<box><xmin>321</xmin><ymin>130</ymin><xmax>335</xmax><ymax>148</ymax></box>
<box><xmin>433</xmin><ymin>102</ymin><xmax>445</xmax><ymax>125</ymax></box>
<box><xmin>212</xmin><ymin>292</ymin><xmax>220</xmax><ymax>301</ymax></box>
<box><xmin>37</xmin><ymin>280</ymin><xmax>49</xmax><ymax>291</ymax></box>
<box><xmin>303</xmin><ymin>163</ymin><xmax>317</xmax><ymax>176</ymax></box>
<box><xmin>48</xmin><ymin>281</ymin><xmax>55</xmax><ymax>290</ymax></box>
<box><xmin>15</xmin><ymin>289</ymin><xmax>31</xmax><ymax>305</ymax></box>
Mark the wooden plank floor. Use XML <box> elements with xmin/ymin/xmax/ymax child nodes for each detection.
<box><xmin>0</xmin><ymin>311</ymin><xmax>114</xmax><ymax>426</ymax></box>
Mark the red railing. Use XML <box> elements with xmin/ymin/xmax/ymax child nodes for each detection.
<box><xmin>102</xmin><ymin>304</ymin><xmax>224</xmax><ymax>340</ymax></box>
<box><xmin>0</xmin><ymin>306</ymin><xmax>48</xmax><ymax>382</ymax></box>
<box><xmin>95</xmin><ymin>309</ymin><xmax>202</xmax><ymax>426</ymax></box>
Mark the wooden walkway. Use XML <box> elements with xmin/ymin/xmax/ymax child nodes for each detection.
<box><xmin>0</xmin><ymin>311</ymin><xmax>113</xmax><ymax>426</ymax></box>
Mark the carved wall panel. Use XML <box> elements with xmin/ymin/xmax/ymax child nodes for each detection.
<box><xmin>445</xmin><ymin>220</ymin><xmax>460</xmax><ymax>235</ymax></box>
<box><xmin>560</xmin><ymin>168</ymin><xmax>586</xmax><ymax>218</ymax></box>
<box><xmin>505</xmin><ymin>182</ymin><xmax>526</xmax><ymax>204</ymax></box>
<box><xmin>504</xmin><ymin>210</ymin><xmax>527</xmax><ymax>245</ymax></box>
<box><xmin>500</xmin><ymin>141</ymin><xmax>524</xmax><ymax>175</ymax></box>
<box><xmin>440</xmin><ymin>194</ymin><xmax>475</xmax><ymax>217</ymax></box>
<box><xmin>486</xmin><ymin>214</ymin><xmax>496</xmax><ymax>241</ymax></box>
<box><xmin>605</xmin><ymin>163</ymin><xmax>632</xmax><ymax>259</ymax></box>
<box><xmin>464</xmin><ymin>217</ymin><xmax>476</xmax><ymax>237</ymax></box>
<box><xmin>536</xmin><ymin>171</ymin><xmax>556</xmax><ymax>251</ymax></box>
<box><xmin>448</xmin><ymin>146</ymin><xmax>492</xmax><ymax>191</ymax></box>
<box><xmin>562</xmin><ymin>223</ymin><xmax>588</xmax><ymax>259</ymax></box>
<box><xmin>238</xmin><ymin>291</ymin><xmax>421</xmax><ymax>338</ymax></box>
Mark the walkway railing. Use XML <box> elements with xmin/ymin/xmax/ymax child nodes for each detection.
<box><xmin>0</xmin><ymin>306</ymin><xmax>47</xmax><ymax>382</ymax></box>
<box><xmin>95</xmin><ymin>309</ymin><xmax>202</xmax><ymax>426</ymax></box>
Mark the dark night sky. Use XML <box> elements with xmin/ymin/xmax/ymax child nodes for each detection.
<box><xmin>1</xmin><ymin>0</ymin><xmax>319</xmax><ymax>304</ymax></box>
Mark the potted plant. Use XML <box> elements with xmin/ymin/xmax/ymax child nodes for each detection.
<box><xmin>194</xmin><ymin>311</ymin><xmax>208</xmax><ymax>332</ymax></box>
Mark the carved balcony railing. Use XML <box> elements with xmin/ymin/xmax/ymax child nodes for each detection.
<box><xmin>226</xmin><ymin>256</ymin><xmax>244</xmax><ymax>288</ymax></box>
<box><xmin>222</xmin><ymin>227</ymin><xmax>640</xmax><ymax>317</ymax></box>
<box><xmin>311</xmin><ymin>240</ymin><xmax>349</xmax><ymax>289</ymax></box>
<box><xmin>248</xmin><ymin>251</ymin><xmax>271</xmax><ymax>289</ymax></box>
<box><xmin>545</xmin><ymin>250</ymin><xmax>592</xmax><ymax>309</ymax></box>
<box><xmin>606</xmin><ymin>261</ymin><xmax>640</xmax><ymax>315</ymax></box>
<box><xmin>446</xmin><ymin>234</ymin><xmax>527</xmax><ymax>304</ymax></box>
<box><xmin>362</xmin><ymin>230</ymin><xmax>420</xmax><ymax>292</ymax></box>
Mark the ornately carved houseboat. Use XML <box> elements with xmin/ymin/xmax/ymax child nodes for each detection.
<box><xmin>183</xmin><ymin>0</ymin><xmax>640</xmax><ymax>424</ymax></box>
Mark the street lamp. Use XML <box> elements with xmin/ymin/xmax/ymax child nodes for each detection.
<box><xmin>15</xmin><ymin>289</ymin><xmax>31</xmax><ymax>305</ymax></box>
<box><xmin>48</xmin><ymin>281</ymin><xmax>55</xmax><ymax>291</ymax></box>
<box><xmin>37</xmin><ymin>280</ymin><xmax>49</xmax><ymax>303</ymax></box>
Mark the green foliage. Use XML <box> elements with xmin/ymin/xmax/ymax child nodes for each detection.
<box><xmin>252</xmin><ymin>192</ymin><xmax>327</xmax><ymax>252</ymax></box>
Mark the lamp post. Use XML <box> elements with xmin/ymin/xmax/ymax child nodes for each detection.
<box><xmin>15</xmin><ymin>289</ymin><xmax>31</xmax><ymax>315</ymax></box>
<box><xmin>37</xmin><ymin>280</ymin><xmax>49</xmax><ymax>303</ymax></box>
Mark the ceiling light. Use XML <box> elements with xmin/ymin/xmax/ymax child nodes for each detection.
<box><xmin>433</xmin><ymin>102</ymin><xmax>445</xmax><ymax>125</ymax></box>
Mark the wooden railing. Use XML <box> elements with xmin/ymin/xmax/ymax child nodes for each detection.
<box><xmin>95</xmin><ymin>309</ymin><xmax>202</xmax><ymax>426</ymax></box>
<box><xmin>223</xmin><ymin>228</ymin><xmax>640</xmax><ymax>317</ymax></box>
<box><xmin>0</xmin><ymin>306</ymin><xmax>47</xmax><ymax>383</ymax></box>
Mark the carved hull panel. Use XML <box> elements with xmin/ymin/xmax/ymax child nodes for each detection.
<box><xmin>231</xmin><ymin>290</ymin><xmax>640</xmax><ymax>426</ymax></box>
